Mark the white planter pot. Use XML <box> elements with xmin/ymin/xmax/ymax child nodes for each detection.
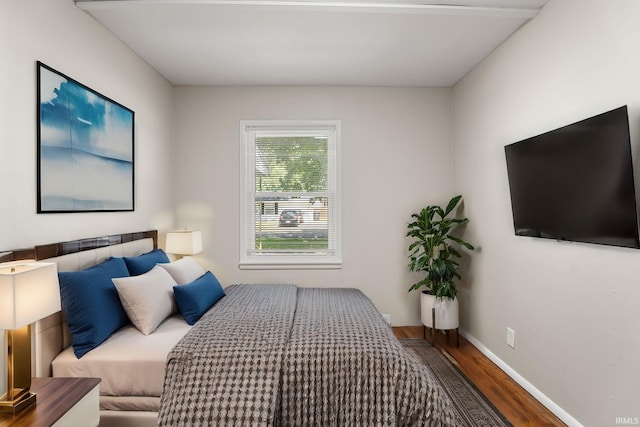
<box><xmin>420</xmin><ymin>292</ymin><xmax>459</xmax><ymax>330</ymax></box>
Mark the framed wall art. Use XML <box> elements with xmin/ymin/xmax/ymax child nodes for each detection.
<box><xmin>37</xmin><ymin>61</ymin><xmax>134</xmax><ymax>213</ymax></box>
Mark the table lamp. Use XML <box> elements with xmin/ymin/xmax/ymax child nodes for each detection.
<box><xmin>0</xmin><ymin>261</ymin><xmax>60</xmax><ymax>414</ymax></box>
<box><xmin>165</xmin><ymin>230</ymin><xmax>203</xmax><ymax>256</ymax></box>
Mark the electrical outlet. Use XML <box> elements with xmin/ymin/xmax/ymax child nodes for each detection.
<box><xmin>382</xmin><ymin>314</ymin><xmax>391</xmax><ymax>326</ymax></box>
<box><xmin>507</xmin><ymin>327</ymin><xmax>515</xmax><ymax>348</ymax></box>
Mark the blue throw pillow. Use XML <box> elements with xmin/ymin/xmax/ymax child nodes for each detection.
<box><xmin>58</xmin><ymin>257</ymin><xmax>131</xmax><ymax>358</ymax></box>
<box><xmin>123</xmin><ymin>249</ymin><xmax>170</xmax><ymax>276</ymax></box>
<box><xmin>173</xmin><ymin>271</ymin><xmax>225</xmax><ymax>325</ymax></box>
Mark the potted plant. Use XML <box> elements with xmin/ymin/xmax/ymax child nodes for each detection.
<box><xmin>407</xmin><ymin>195</ymin><xmax>474</xmax><ymax>331</ymax></box>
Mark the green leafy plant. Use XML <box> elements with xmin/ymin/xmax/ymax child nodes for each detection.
<box><xmin>407</xmin><ymin>195</ymin><xmax>475</xmax><ymax>300</ymax></box>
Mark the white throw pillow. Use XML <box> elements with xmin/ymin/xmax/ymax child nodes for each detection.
<box><xmin>158</xmin><ymin>256</ymin><xmax>206</xmax><ymax>285</ymax></box>
<box><xmin>112</xmin><ymin>265</ymin><xmax>178</xmax><ymax>335</ymax></box>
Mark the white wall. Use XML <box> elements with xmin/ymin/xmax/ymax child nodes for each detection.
<box><xmin>0</xmin><ymin>0</ymin><xmax>175</xmax><ymax>249</ymax></box>
<box><xmin>453</xmin><ymin>0</ymin><xmax>640</xmax><ymax>425</ymax></box>
<box><xmin>173</xmin><ymin>86</ymin><xmax>453</xmax><ymax>327</ymax></box>
<box><xmin>0</xmin><ymin>0</ymin><xmax>174</xmax><ymax>394</ymax></box>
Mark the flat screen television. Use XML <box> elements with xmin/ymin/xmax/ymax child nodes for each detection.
<box><xmin>504</xmin><ymin>105</ymin><xmax>640</xmax><ymax>249</ymax></box>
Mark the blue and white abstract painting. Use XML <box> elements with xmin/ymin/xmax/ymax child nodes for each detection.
<box><xmin>38</xmin><ymin>63</ymin><xmax>134</xmax><ymax>212</ymax></box>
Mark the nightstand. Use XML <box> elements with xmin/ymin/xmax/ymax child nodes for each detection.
<box><xmin>0</xmin><ymin>377</ymin><xmax>100</xmax><ymax>427</ymax></box>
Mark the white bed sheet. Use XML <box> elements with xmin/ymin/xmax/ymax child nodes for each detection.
<box><xmin>52</xmin><ymin>314</ymin><xmax>191</xmax><ymax>398</ymax></box>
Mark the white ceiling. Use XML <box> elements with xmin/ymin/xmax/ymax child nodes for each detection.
<box><xmin>76</xmin><ymin>0</ymin><xmax>549</xmax><ymax>87</ymax></box>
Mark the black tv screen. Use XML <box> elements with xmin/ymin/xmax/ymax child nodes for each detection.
<box><xmin>504</xmin><ymin>105</ymin><xmax>640</xmax><ymax>249</ymax></box>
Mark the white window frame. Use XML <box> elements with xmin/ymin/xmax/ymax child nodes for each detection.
<box><xmin>239</xmin><ymin>120</ymin><xmax>342</xmax><ymax>269</ymax></box>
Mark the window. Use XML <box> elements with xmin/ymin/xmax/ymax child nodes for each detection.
<box><xmin>240</xmin><ymin>120</ymin><xmax>341</xmax><ymax>268</ymax></box>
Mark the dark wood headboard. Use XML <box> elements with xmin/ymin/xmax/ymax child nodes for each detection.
<box><xmin>0</xmin><ymin>230</ymin><xmax>158</xmax><ymax>263</ymax></box>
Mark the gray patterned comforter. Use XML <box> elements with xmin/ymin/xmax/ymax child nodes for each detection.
<box><xmin>157</xmin><ymin>284</ymin><xmax>457</xmax><ymax>426</ymax></box>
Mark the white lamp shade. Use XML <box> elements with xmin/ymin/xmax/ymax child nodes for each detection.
<box><xmin>165</xmin><ymin>230</ymin><xmax>203</xmax><ymax>255</ymax></box>
<box><xmin>0</xmin><ymin>261</ymin><xmax>60</xmax><ymax>330</ymax></box>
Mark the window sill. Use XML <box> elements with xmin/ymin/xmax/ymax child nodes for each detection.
<box><xmin>239</xmin><ymin>261</ymin><xmax>342</xmax><ymax>270</ymax></box>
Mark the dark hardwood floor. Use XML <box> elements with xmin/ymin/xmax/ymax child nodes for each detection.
<box><xmin>393</xmin><ymin>326</ymin><xmax>565</xmax><ymax>426</ymax></box>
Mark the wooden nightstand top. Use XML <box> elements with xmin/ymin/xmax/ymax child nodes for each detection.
<box><xmin>0</xmin><ymin>377</ymin><xmax>100</xmax><ymax>427</ymax></box>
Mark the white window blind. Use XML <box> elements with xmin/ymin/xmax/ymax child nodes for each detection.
<box><xmin>240</xmin><ymin>120</ymin><xmax>341</xmax><ymax>268</ymax></box>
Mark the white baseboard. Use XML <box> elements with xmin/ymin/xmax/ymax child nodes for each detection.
<box><xmin>459</xmin><ymin>330</ymin><xmax>583</xmax><ymax>427</ymax></box>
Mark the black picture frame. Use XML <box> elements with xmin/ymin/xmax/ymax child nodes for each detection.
<box><xmin>37</xmin><ymin>61</ymin><xmax>135</xmax><ymax>213</ymax></box>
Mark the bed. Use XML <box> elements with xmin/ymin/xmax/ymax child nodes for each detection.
<box><xmin>11</xmin><ymin>230</ymin><xmax>457</xmax><ymax>426</ymax></box>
